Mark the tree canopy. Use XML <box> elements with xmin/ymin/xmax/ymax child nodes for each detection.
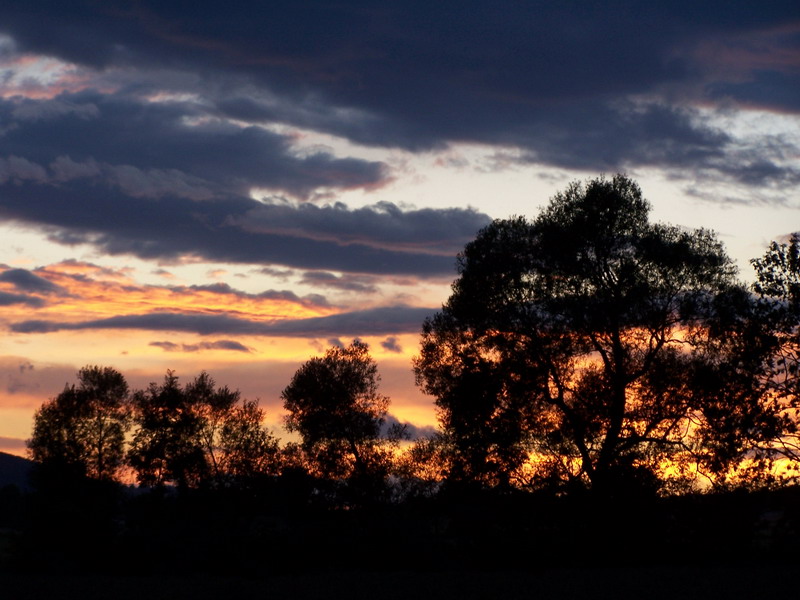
<box><xmin>127</xmin><ymin>371</ymin><xmax>278</xmax><ymax>488</ymax></box>
<box><xmin>282</xmin><ymin>340</ymin><xmax>394</xmax><ymax>481</ymax></box>
<box><xmin>27</xmin><ymin>365</ymin><xmax>130</xmax><ymax>481</ymax></box>
<box><xmin>415</xmin><ymin>175</ymin><xmax>797</xmax><ymax>493</ymax></box>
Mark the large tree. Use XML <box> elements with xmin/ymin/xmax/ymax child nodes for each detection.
<box><xmin>415</xmin><ymin>175</ymin><xmax>795</xmax><ymax>493</ymax></box>
<box><xmin>282</xmin><ymin>341</ymin><xmax>393</xmax><ymax>481</ymax></box>
<box><xmin>28</xmin><ymin>366</ymin><xmax>130</xmax><ymax>481</ymax></box>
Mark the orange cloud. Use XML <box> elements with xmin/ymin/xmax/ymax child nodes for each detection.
<box><xmin>0</xmin><ymin>260</ymin><xmax>333</xmax><ymax>329</ymax></box>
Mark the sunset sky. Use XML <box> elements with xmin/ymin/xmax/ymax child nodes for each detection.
<box><xmin>0</xmin><ymin>1</ymin><xmax>798</xmax><ymax>456</ymax></box>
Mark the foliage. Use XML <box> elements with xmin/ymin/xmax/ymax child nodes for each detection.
<box><xmin>751</xmin><ymin>233</ymin><xmax>800</xmax><ymax>401</ymax></box>
<box><xmin>415</xmin><ymin>175</ymin><xmax>796</xmax><ymax>493</ymax></box>
<box><xmin>127</xmin><ymin>371</ymin><xmax>277</xmax><ymax>488</ymax></box>
<box><xmin>282</xmin><ymin>340</ymin><xmax>394</xmax><ymax>482</ymax></box>
<box><xmin>218</xmin><ymin>398</ymin><xmax>281</xmax><ymax>481</ymax></box>
<box><xmin>27</xmin><ymin>365</ymin><xmax>130</xmax><ymax>481</ymax></box>
<box><xmin>746</xmin><ymin>233</ymin><xmax>800</xmax><ymax>471</ymax></box>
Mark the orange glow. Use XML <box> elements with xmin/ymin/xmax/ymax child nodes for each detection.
<box><xmin>0</xmin><ymin>261</ymin><xmax>334</xmax><ymax>327</ymax></box>
<box><xmin>0</xmin><ymin>262</ymin><xmax>440</xmax><ymax>447</ymax></box>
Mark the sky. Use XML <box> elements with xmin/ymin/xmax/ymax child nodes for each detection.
<box><xmin>0</xmin><ymin>1</ymin><xmax>798</xmax><ymax>456</ymax></box>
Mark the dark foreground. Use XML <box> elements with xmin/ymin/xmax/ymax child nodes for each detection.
<box><xmin>3</xmin><ymin>475</ymin><xmax>800</xmax><ymax>599</ymax></box>
<box><xmin>2</xmin><ymin>566</ymin><xmax>798</xmax><ymax>600</ymax></box>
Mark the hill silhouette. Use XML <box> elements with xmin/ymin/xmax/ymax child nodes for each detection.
<box><xmin>0</xmin><ymin>451</ymin><xmax>33</xmax><ymax>491</ymax></box>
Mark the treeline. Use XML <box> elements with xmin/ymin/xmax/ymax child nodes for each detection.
<box><xmin>6</xmin><ymin>174</ymin><xmax>800</xmax><ymax>573</ymax></box>
<box><xmin>26</xmin><ymin>176</ymin><xmax>800</xmax><ymax>499</ymax></box>
<box><xmin>29</xmin><ymin>366</ymin><xmax>280</xmax><ymax>491</ymax></box>
<box><xmin>26</xmin><ymin>343</ymin><xmax>407</xmax><ymax>502</ymax></box>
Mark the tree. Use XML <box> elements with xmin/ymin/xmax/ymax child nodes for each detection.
<box><xmin>27</xmin><ymin>366</ymin><xmax>130</xmax><ymax>481</ymax></box>
<box><xmin>282</xmin><ymin>341</ymin><xmax>393</xmax><ymax>481</ymax></box>
<box><xmin>415</xmin><ymin>175</ymin><xmax>794</xmax><ymax>493</ymax></box>
<box><xmin>752</xmin><ymin>233</ymin><xmax>800</xmax><ymax>403</ymax></box>
<box><xmin>128</xmin><ymin>370</ymin><xmax>276</xmax><ymax>488</ymax></box>
<box><xmin>744</xmin><ymin>232</ymin><xmax>800</xmax><ymax>473</ymax></box>
<box><xmin>218</xmin><ymin>399</ymin><xmax>281</xmax><ymax>481</ymax></box>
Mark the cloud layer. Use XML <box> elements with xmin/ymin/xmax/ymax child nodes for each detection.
<box><xmin>0</xmin><ymin>1</ymin><xmax>797</xmax><ymax>282</ymax></box>
<box><xmin>12</xmin><ymin>305</ymin><xmax>435</xmax><ymax>338</ymax></box>
<box><xmin>2</xmin><ymin>1</ymin><xmax>797</xmax><ymax>171</ymax></box>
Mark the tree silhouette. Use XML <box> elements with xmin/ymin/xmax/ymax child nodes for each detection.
<box><xmin>742</xmin><ymin>232</ymin><xmax>800</xmax><ymax>477</ymax></box>
<box><xmin>27</xmin><ymin>365</ymin><xmax>130</xmax><ymax>481</ymax></box>
<box><xmin>127</xmin><ymin>371</ymin><xmax>205</xmax><ymax>488</ymax></box>
<box><xmin>127</xmin><ymin>370</ymin><xmax>276</xmax><ymax>488</ymax></box>
<box><xmin>218</xmin><ymin>398</ymin><xmax>281</xmax><ymax>482</ymax></box>
<box><xmin>415</xmin><ymin>175</ymin><xmax>795</xmax><ymax>493</ymax></box>
<box><xmin>752</xmin><ymin>233</ymin><xmax>800</xmax><ymax>402</ymax></box>
<box><xmin>282</xmin><ymin>341</ymin><xmax>394</xmax><ymax>483</ymax></box>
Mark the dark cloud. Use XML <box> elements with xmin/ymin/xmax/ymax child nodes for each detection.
<box><xmin>0</xmin><ymin>0</ymin><xmax>796</xmax><ymax>186</ymax></box>
<box><xmin>186</xmin><ymin>282</ymin><xmax>330</xmax><ymax>308</ymax></box>
<box><xmin>299</xmin><ymin>271</ymin><xmax>378</xmax><ymax>294</ymax></box>
<box><xmin>0</xmin><ymin>178</ymin><xmax>468</xmax><ymax>276</ymax></box>
<box><xmin>0</xmin><ymin>91</ymin><xmax>387</xmax><ymax>199</ymax></box>
<box><xmin>150</xmin><ymin>339</ymin><xmax>252</xmax><ymax>353</ymax></box>
<box><xmin>12</xmin><ymin>305</ymin><xmax>435</xmax><ymax>337</ymax></box>
<box><xmin>0</xmin><ymin>0</ymin><xmax>796</xmax><ymax>291</ymax></box>
<box><xmin>257</xmin><ymin>267</ymin><xmax>295</xmax><ymax>281</ymax></box>
<box><xmin>0</xmin><ymin>268</ymin><xmax>63</xmax><ymax>294</ymax></box>
<box><xmin>0</xmin><ymin>87</ymin><xmax>478</xmax><ymax>276</ymax></box>
<box><xmin>380</xmin><ymin>336</ymin><xmax>403</xmax><ymax>353</ymax></box>
<box><xmin>0</xmin><ymin>291</ymin><xmax>45</xmax><ymax>307</ymax></box>
<box><xmin>265</xmin><ymin>307</ymin><xmax>434</xmax><ymax>337</ymax></box>
<box><xmin>0</xmin><ymin>357</ymin><xmax>76</xmax><ymax>399</ymax></box>
<box><xmin>239</xmin><ymin>199</ymin><xmax>491</xmax><ymax>256</ymax></box>
<box><xmin>149</xmin><ymin>341</ymin><xmax>180</xmax><ymax>352</ymax></box>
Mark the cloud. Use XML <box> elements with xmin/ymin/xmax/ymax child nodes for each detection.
<box><xmin>0</xmin><ymin>356</ymin><xmax>77</xmax><ymax>402</ymax></box>
<box><xmin>263</xmin><ymin>306</ymin><xmax>435</xmax><ymax>337</ymax></box>
<box><xmin>258</xmin><ymin>267</ymin><xmax>295</xmax><ymax>280</ymax></box>
<box><xmin>380</xmin><ymin>336</ymin><xmax>402</xmax><ymax>353</ymax></box>
<box><xmin>0</xmin><ymin>155</ymin><xmax>47</xmax><ymax>184</ymax></box>
<box><xmin>0</xmin><ymin>268</ymin><xmax>63</xmax><ymax>294</ymax></box>
<box><xmin>299</xmin><ymin>271</ymin><xmax>379</xmax><ymax>294</ymax></box>
<box><xmin>0</xmin><ymin>263</ymin><xmax>343</xmax><ymax>346</ymax></box>
<box><xmin>237</xmin><ymin>199</ymin><xmax>492</xmax><ymax>256</ymax></box>
<box><xmin>186</xmin><ymin>282</ymin><xmax>329</xmax><ymax>308</ymax></box>
<box><xmin>0</xmin><ymin>167</ymin><xmax>470</xmax><ymax>276</ymax></box>
<box><xmin>11</xmin><ymin>305</ymin><xmax>436</xmax><ymax>337</ymax></box>
<box><xmin>0</xmin><ymin>290</ymin><xmax>45</xmax><ymax>307</ymax></box>
<box><xmin>0</xmin><ymin>91</ymin><xmax>389</xmax><ymax>199</ymax></box>
<box><xmin>0</xmin><ymin>0</ymin><xmax>796</xmax><ymax>281</ymax></box>
<box><xmin>11</xmin><ymin>98</ymin><xmax>100</xmax><ymax>122</ymax></box>
<box><xmin>1</xmin><ymin>0</ymin><xmax>796</xmax><ymax>190</ymax></box>
<box><xmin>150</xmin><ymin>339</ymin><xmax>252</xmax><ymax>353</ymax></box>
